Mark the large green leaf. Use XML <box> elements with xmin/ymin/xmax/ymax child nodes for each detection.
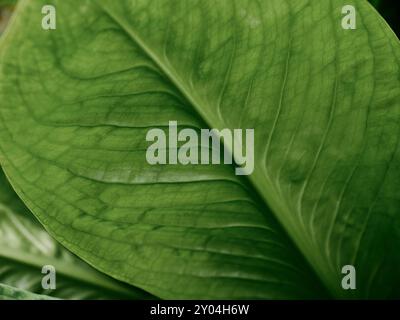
<box><xmin>0</xmin><ymin>0</ymin><xmax>16</xmax><ymax>7</ymax></box>
<box><xmin>0</xmin><ymin>0</ymin><xmax>398</xmax><ymax>299</ymax></box>
<box><xmin>0</xmin><ymin>169</ymin><xmax>154</xmax><ymax>299</ymax></box>
<box><xmin>0</xmin><ymin>283</ymin><xmax>57</xmax><ymax>300</ymax></box>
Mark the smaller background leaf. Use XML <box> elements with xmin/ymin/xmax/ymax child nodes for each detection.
<box><xmin>0</xmin><ymin>169</ymin><xmax>155</xmax><ymax>299</ymax></box>
<box><xmin>0</xmin><ymin>283</ymin><xmax>57</xmax><ymax>300</ymax></box>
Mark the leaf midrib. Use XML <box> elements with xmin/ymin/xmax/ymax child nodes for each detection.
<box><xmin>98</xmin><ymin>3</ymin><xmax>336</xmax><ymax>298</ymax></box>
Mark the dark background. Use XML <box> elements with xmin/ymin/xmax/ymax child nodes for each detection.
<box><xmin>372</xmin><ymin>0</ymin><xmax>400</xmax><ymax>37</ymax></box>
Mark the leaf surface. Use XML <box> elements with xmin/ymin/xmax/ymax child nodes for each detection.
<box><xmin>0</xmin><ymin>169</ymin><xmax>154</xmax><ymax>299</ymax></box>
<box><xmin>0</xmin><ymin>0</ymin><xmax>399</xmax><ymax>299</ymax></box>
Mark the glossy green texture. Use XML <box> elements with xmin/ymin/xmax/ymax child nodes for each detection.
<box><xmin>0</xmin><ymin>169</ymin><xmax>154</xmax><ymax>299</ymax></box>
<box><xmin>0</xmin><ymin>0</ymin><xmax>399</xmax><ymax>299</ymax></box>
